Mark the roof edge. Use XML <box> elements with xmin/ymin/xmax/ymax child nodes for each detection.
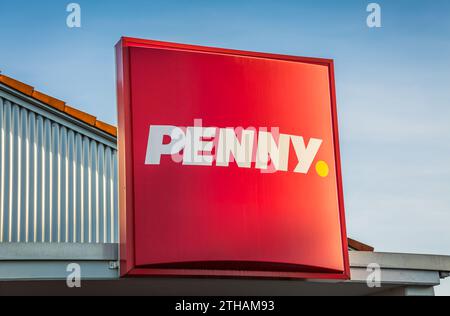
<box><xmin>348</xmin><ymin>238</ymin><xmax>374</xmax><ymax>252</ymax></box>
<box><xmin>0</xmin><ymin>74</ymin><xmax>117</xmax><ymax>137</ymax></box>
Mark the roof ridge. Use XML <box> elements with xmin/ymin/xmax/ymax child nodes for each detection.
<box><xmin>348</xmin><ymin>238</ymin><xmax>374</xmax><ymax>252</ymax></box>
<box><xmin>0</xmin><ymin>74</ymin><xmax>117</xmax><ymax>137</ymax></box>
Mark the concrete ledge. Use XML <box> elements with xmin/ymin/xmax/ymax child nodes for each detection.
<box><xmin>2</xmin><ymin>244</ymin><xmax>450</xmax><ymax>274</ymax></box>
<box><xmin>349</xmin><ymin>251</ymin><xmax>450</xmax><ymax>273</ymax></box>
<box><xmin>0</xmin><ymin>243</ymin><xmax>117</xmax><ymax>261</ymax></box>
<box><xmin>0</xmin><ymin>261</ymin><xmax>117</xmax><ymax>280</ymax></box>
<box><xmin>349</xmin><ymin>267</ymin><xmax>440</xmax><ymax>286</ymax></box>
<box><xmin>0</xmin><ymin>244</ymin><xmax>448</xmax><ymax>294</ymax></box>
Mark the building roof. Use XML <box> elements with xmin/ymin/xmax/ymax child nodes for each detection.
<box><xmin>348</xmin><ymin>238</ymin><xmax>374</xmax><ymax>252</ymax></box>
<box><xmin>0</xmin><ymin>74</ymin><xmax>117</xmax><ymax>137</ymax></box>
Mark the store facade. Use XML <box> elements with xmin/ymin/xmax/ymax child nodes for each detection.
<box><xmin>0</xmin><ymin>72</ymin><xmax>449</xmax><ymax>296</ymax></box>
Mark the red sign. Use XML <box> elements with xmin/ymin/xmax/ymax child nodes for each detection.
<box><xmin>116</xmin><ymin>37</ymin><xmax>349</xmax><ymax>279</ymax></box>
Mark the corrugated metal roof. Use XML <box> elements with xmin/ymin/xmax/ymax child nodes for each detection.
<box><xmin>0</xmin><ymin>74</ymin><xmax>117</xmax><ymax>137</ymax></box>
<box><xmin>0</xmin><ymin>79</ymin><xmax>119</xmax><ymax>243</ymax></box>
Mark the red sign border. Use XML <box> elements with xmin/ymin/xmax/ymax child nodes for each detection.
<box><xmin>116</xmin><ymin>37</ymin><xmax>350</xmax><ymax>280</ymax></box>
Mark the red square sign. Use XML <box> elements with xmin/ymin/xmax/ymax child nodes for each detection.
<box><xmin>116</xmin><ymin>37</ymin><xmax>349</xmax><ymax>279</ymax></box>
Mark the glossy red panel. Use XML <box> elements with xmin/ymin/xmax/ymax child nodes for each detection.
<box><xmin>116</xmin><ymin>37</ymin><xmax>349</xmax><ymax>279</ymax></box>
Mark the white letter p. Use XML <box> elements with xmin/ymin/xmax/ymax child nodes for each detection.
<box><xmin>145</xmin><ymin>125</ymin><xmax>186</xmax><ymax>165</ymax></box>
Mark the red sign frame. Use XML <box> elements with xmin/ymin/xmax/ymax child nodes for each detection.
<box><xmin>116</xmin><ymin>37</ymin><xmax>350</xmax><ymax>280</ymax></box>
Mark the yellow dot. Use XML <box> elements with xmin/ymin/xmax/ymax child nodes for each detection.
<box><xmin>315</xmin><ymin>161</ymin><xmax>329</xmax><ymax>178</ymax></box>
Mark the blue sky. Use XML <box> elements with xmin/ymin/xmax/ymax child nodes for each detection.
<box><xmin>1</xmin><ymin>0</ymin><xmax>450</xmax><ymax>294</ymax></box>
